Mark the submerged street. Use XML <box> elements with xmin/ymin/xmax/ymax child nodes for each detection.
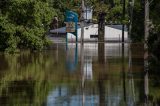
<box><xmin>0</xmin><ymin>42</ymin><xmax>157</xmax><ymax>106</ymax></box>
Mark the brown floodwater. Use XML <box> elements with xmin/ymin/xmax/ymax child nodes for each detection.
<box><xmin>0</xmin><ymin>42</ymin><xmax>159</xmax><ymax>106</ymax></box>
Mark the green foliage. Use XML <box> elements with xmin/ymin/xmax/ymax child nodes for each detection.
<box><xmin>47</xmin><ymin>0</ymin><xmax>129</xmax><ymax>25</ymax></box>
<box><xmin>148</xmin><ymin>27</ymin><xmax>160</xmax><ymax>78</ymax></box>
<box><xmin>0</xmin><ymin>0</ymin><xmax>56</xmax><ymax>52</ymax></box>
<box><xmin>148</xmin><ymin>0</ymin><xmax>160</xmax><ymax>59</ymax></box>
<box><xmin>150</xmin><ymin>0</ymin><xmax>160</xmax><ymax>25</ymax></box>
<box><xmin>148</xmin><ymin>0</ymin><xmax>160</xmax><ymax>99</ymax></box>
<box><xmin>130</xmin><ymin>0</ymin><xmax>144</xmax><ymax>42</ymax></box>
<box><xmin>106</xmin><ymin>5</ymin><xmax>122</xmax><ymax>23</ymax></box>
<box><xmin>0</xmin><ymin>15</ymin><xmax>18</xmax><ymax>53</ymax></box>
<box><xmin>87</xmin><ymin>0</ymin><xmax>129</xmax><ymax>24</ymax></box>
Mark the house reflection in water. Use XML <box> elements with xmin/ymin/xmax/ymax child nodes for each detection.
<box><xmin>83</xmin><ymin>55</ymin><xmax>93</xmax><ymax>80</ymax></box>
<box><xmin>46</xmin><ymin>42</ymin><xmax>133</xmax><ymax>106</ymax></box>
<box><xmin>0</xmin><ymin>42</ymin><xmax>155</xmax><ymax>105</ymax></box>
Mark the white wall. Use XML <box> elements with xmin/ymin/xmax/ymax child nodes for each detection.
<box><xmin>67</xmin><ymin>24</ymin><xmax>128</xmax><ymax>41</ymax></box>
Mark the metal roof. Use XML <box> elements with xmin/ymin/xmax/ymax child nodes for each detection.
<box><xmin>50</xmin><ymin>24</ymin><xmax>128</xmax><ymax>34</ymax></box>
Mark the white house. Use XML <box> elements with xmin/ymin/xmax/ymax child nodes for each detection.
<box><xmin>67</xmin><ymin>24</ymin><xmax>128</xmax><ymax>42</ymax></box>
<box><xmin>50</xmin><ymin>24</ymin><xmax>128</xmax><ymax>42</ymax></box>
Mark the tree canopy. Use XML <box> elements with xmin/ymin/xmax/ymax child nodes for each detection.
<box><xmin>0</xmin><ymin>0</ymin><xmax>56</xmax><ymax>52</ymax></box>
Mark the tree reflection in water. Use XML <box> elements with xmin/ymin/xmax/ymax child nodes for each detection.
<box><xmin>98</xmin><ymin>42</ymin><xmax>106</xmax><ymax>106</ymax></box>
<box><xmin>0</xmin><ymin>43</ymin><xmax>159</xmax><ymax>105</ymax></box>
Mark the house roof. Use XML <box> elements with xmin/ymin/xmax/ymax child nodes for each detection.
<box><xmin>107</xmin><ymin>25</ymin><xmax>128</xmax><ymax>31</ymax></box>
<box><xmin>50</xmin><ymin>24</ymin><xmax>128</xmax><ymax>34</ymax></box>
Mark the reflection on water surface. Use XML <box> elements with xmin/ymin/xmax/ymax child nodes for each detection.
<box><xmin>0</xmin><ymin>43</ymin><xmax>159</xmax><ymax>106</ymax></box>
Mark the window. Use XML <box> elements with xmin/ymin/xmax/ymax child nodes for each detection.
<box><xmin>90</xmin><ymin>35</ymin><xmax>98</xmax><ymax>38</ymax></box>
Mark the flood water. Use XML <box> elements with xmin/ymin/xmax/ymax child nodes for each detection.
<box><xmin>0</xmin><ymin>42</ymin><xmax>159</xmax><ymax>106</ymax></box>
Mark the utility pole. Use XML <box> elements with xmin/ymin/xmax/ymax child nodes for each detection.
<box><xmin>145</xmin><ymin>0</ymin><xmax>149</xmax><ymax>42</ymax></box>
<box><xmin>81</xmin><ymin>0</ymin><xmax>85</xmax><ymax>43</ymax></box>
<box><xmin>122</xmin><ymin>0</ymin><xmax>126</xmax><ymax>103</ymax></box>
<box><xmin>80</xmin><ymin>1</ymin><xmax>85</xmax><ymax>106</ymax></box>
<box><xmin>144</xmin><ymin>0</ymin><xmax>149</xmax><ymax>105</ymax></box>
<box><xmin>122</xmin><ymin>0</ymin><xmax>126</xmax><ymax>43</ymax></box>
<box><xmin>128</xmin><ymin>0</ymin><xmax>134</xmax><ymax>42</ymax></box>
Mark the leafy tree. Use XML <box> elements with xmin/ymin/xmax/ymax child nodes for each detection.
<box><xmin>130</xmin><ymin>0</ymin><xmax>144</xmax><ymax>42</ymax></box>
<box><xmin>0</xmin><ymin>0</ymin><xmax>56</xmax><ymax>52</ymax></box>
<box><xmin>148</xmin><ymin>0</ymin><xmax>160</xmax><ymax>79</ymax></box>
<box><xmin>148</xmin><ymin>0</ymin><xmax>160</xmax><ymax>58</ymax></box>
